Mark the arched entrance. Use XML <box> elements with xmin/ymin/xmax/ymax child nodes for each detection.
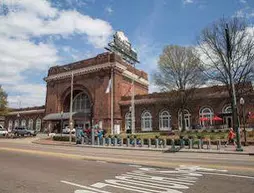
<box><xmin>62</xmin><ymin>89</ymin><xmax>93</xmax><ymax>130</ymax></box>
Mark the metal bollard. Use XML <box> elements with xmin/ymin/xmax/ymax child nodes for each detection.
<box><xmin>148</xmin><ymin>138</ymin><xmax>151</xmax><ymax>148</ymax></box>
<box><xmin>134</xmin><ymin>138</ymin><xmax>137</xmax><ymax>147</ymax></box>
<box><xmin>155</xmin><ymin>139</ymin><xmax>159</xmax><ymax>148</ymax></box>
<box><xmin>108</xmin><ymin>138</ymin><xmax>111</xmax><ymax>146</ymax></box>
<box><xmin>114</xmin><ymin>138</ymin><xmax>117</xmax><ymax>146</ymax></box>
<box><xmin>102</xmin><ymin>137</ymin><xmax>105</xmax><ymax>146</ymax></box>
<box><xmin>120</xmin><ymin>138</ymin><xmax>123</xmax><ymax>146</ymax></box>
<box><xmin>217</xmin><ymin>139</ymin><xmax>221</xmax><ymax>150</ymax></box>
<box><xmin>81</xmin><ymin>137</ymin><xmax>84</xmax><ymax>144</ymax></box>
<box><xmin>171</xmin><ymin>139</ymin><xmax>176</xmax><ymax>151</ymax></box>
<box><xmin>141</xmin><ymin>139</ymin><xmax>144</xmax><ymax>147</ymax></box>
<box><xmin>97</xmin><ymin>137</ymin><xmax>100</xmax><ymax>146</ymax></box>
<box><xmin>198</xmin><ymin>139</ymin><xmax>202</xmax><ymax>149</ymax></box>
<box><xmin>163</xmin><ymin>139</ymin><xmax>167</xmax><ymax>148</ymax></box>
<box><xmin>189</xmin><ymin>139</ymin><xmax>193</xmax><ymax>149</ymax></box>
<box><xmin>127</xmin><ymin>138</ymin><xmax>130</xmax><ymax>147</ymax></box>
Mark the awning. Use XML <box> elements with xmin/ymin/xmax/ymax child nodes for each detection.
<box><xmin>43</xmin><ymin>112</ymin><xmax>91</xmax><ymax>121</ymax></box>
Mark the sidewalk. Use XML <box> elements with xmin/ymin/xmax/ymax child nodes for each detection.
<box><xmin>33</xmin><ymin>138</ymin><xmax>254</xmax><ymax>155</ymax></box>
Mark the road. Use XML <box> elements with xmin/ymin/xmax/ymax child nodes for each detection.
<box><xmin>0</xmin><ymin>139</ymin><xmax>253</xmax><ymax>193</ymax></box>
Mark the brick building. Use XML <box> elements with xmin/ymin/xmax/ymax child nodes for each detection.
<box><xmin>3</xmin><ymin>52</ymin><xmax>254</xmax><ymax>133</ymax></box>
<box><xmin>4</xmin><ymin>106</ymin><xmax>45</xmax><ymax>131</ymax></box>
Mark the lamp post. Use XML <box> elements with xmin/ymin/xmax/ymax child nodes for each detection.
<box><xmin>60</xmin><ymin>111</ymin><xmax>63</xmax><ymax>137</ymax></box>
<box><xmin>240</xmin><ymin>97</ymin><xmax>247</xmax><ymax>146</ymax></box>
<box><xmin>63</xmin><ymin>67</ymin><xmax>74</xmax><ymax>144</ymax></box>
<box><xmin>90</xmin><ymin>103</ymin><xmax>94</xmax><ymax>145</ymax></box>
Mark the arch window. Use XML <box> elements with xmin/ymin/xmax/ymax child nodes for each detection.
<box><xmin>141</xmin><ymin>111</ymin><xmax>152</xmax><ymax>131</ymax></box>
<box><xmin>73</xmin><ymin>92</ymin><xmax>91</xmax><ymax>113</ymax></box>
<box><xmin>178</xmin><ymin>109</ymin><xmax>191</xmax><ymax>130</ymax></box>
<box><xmin>28</xmin><ymin>119</ymin><xmax>34</xmax><ymax>130</ymax></box>
<box><xmin>21</xmin><ymin>119</ymin><xmax>26</xmax><ymax>127</ymax></box>
<box><xmin>159</xmin><ymin>110</ymin><xmax>171</xmax><ymax>130</ymax></box>
<box><xmin>224</xmin><ymin>106</ymin><xmax>232</xmax><ymax>113</ymax></box>
<box><xmin>14</xmin><ymin>120</ymin><xmax>19</xmax><ymax>128</ymax></box>
<box><xmin>125</xmin><ymin>112</ymin><xmax>131</xmax><ymax>131</ymax></box>
<box><xmin>36</xmin><ymin>118</ymin><xmax>41</xmax><ymax>131</ymax></box>
<box><xmin>8</xmin><ymin>120</ymin><xmax>13</xmax><ymax>130</ymax></box>
<box><xmin>199</xmin><ymin>107</ymin><xmax>214</xmax><ymax>126</ymax></box>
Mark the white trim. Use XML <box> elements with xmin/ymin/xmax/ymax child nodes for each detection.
<box><xmin>159</xmin><ymin>110</ymin><xmax>171</xmax><ymax>131</ymax></box>
<box><xmin>8</xmin><ymin>109</ymin><xmax>45</xmax><ymax>115</ymax></box>
<box><xmin>122</xmin><ymin>70</ymin><xmax>149</xmax><ymax>86</ymax></box>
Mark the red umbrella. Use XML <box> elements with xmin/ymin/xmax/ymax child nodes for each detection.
<box><xmin>212</xmin><ymin>116</ymin><xmax>223</xmax><ymax>121</ymax></box>
<box><xmin>199</xmin><ymin>117</ymin><xmax>209</xmax><ymax>121</ymax></box>
<box><xmin>250</xmin><ymin>114</ymin><xmax>254</xmax><ymax>119</ymax></box>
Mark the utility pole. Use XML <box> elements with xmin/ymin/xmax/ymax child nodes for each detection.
<box><xmin>69</xmin><ymin>71</ymin><xmax>74</xmax><ymax>143</ymax></box>
<box><xmin>111</xmin><ymin>65</ymin><xmax>114</xmax><ymax>135</ymax></box>
<box><xmin>225</xmin><ymin>24</ymin><xmax>243</xmax><ymax>151</ymax></box>
<box><xmin>131</xmin><ymin>65</ymin><xmax>135</xmax><ymax>134</ymax></box>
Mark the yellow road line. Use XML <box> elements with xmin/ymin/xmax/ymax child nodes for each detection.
<box><xmin>0</xmin><ymin>147</ymin><xmax>254</xmax><ymax>172</ymax></box>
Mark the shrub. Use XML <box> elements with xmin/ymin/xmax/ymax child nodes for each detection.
<box><xmin>53</xmin><ymin>136</ymin><xmax>75</xmax><ymax>142</ymax></box>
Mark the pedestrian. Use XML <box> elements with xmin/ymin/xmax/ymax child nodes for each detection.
<box><xmin>225</xmin><ymin>128</ymin><xmax>236</xmax><ymax>147</ymax></box>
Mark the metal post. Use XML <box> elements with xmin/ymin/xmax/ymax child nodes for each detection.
<box><xmin>155</xmin><ymin>138</ymin><xmax>159</xmax><ymax>148</ymax></box>
<box><xmin>108</xmin><ymin>137</ymin><xmax>111</xmax><ymax>146</ymax></box>
<box><xmin>131</xmin><ymin>71</ymin><xmax>135</xmax><ymax>134</ymax></box>
<box><xmin>111</xmin><ymin>66</ymin><xmax>114</xmax><ymax>135</ymax></box>
<box><xmin>97</xmin><ymin>136</ymin><xmax>100</xmax><ymax>146</ymax></box>
<box><xmin>120</xmin><ymin>138</ymin><xmax>123</xmax><ymax>146</ymax></box>
<box><xmin>127</xmin><ymin>138</ymin><xmax>130</xmax><ymax>147</ymax></box>
<box><xmin>141</xmin><ymin>139</ymin><xmax>144</xmax><ymax>147</ymax></box>
<box><xmin>69</xmin><ymin>71</ymin><xmax>74</xmax><ymax>143</ymax></box>
<box><xmin>60</xmin><ymin>111</ymin><xmax>63</xmax><ymax>137</ymax></box>
<box><xmin>102</xmin><ymin>137</ymin><xmax>105</xmax><ymax>146</ymax></box>
<box><xmin>207</xmin><ymin>139</ymin><xmax>211</xmax><ymax>149</ymax></box>
<box><xmin>163</xmin><ymin>139</ymin><xmax>167</xmax><ymax>148</ymax></box>
<box><xmin>134</xmin><ymin>138</ymin><xmax>137</xmax><ymax>147</ymax></box>
<box><xmin>240</xmin><ymin>98</ymin><xmax>247</xmax><ymax>146</ymax></box>
<box><xmin>171</xmin><ymin>139</ymin><xmax>175</xmax><ymax>151</ymax></box>
<box><xmin>91</xmin><ymin>104</ymin><xmax>94</xmax><ymax>145</ymax></box>
<box><xmin>148</xmin><ymin>138</ymin><xmax>151</xmax><ymax>148</ymax></box>
<box><xmin>189</xmin><ymin>139</ymin><xmax>193</xmax><ymax>149</ymax></box>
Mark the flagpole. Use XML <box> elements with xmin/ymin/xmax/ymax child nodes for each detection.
<box><xmin>111</xmin><ymin>65</ymin><xmax>114</xmax><ymax>135</ymax></box>
<box><xmin>131</xmin><ymin>64</ymin><xmax>135</xmax><ymax>134</ymax></box>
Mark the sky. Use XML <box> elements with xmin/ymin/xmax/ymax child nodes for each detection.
<box><xmin>0</xmin><ymin>0</ymin><xmax>254</xmax><ymax>108</ymax></box>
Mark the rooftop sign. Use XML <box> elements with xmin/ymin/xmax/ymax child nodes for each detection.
<box><xmin>105</xmin><ymin>31</ymin><xmax>139</xmax><ymax>65</ymax></box>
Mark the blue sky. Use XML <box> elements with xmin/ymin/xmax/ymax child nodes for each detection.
<box><xmin>0</xmin><ymin>0</ymin><xmax>254</xmax><ymax>107</ymax></box>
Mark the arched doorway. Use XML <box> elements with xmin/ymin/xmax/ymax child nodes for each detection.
<box><xmin>178</xmin><ymin>109</ymin><xmax>191</xmax><ymax>130</ymax></box>
<box><xmin>223</xmin><ymin>105</ymin><xmax>232</xmax><ymax>129</ymax></box>
<box><xmin>62</xmin><ymin>89</ymin><xmax>92</xmax><ymax>130</ymax></box>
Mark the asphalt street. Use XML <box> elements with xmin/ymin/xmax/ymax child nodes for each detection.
<box><xmin>0</xmin><ymin>139</ymin><xmax>253</xmax><ymax>193</ymax></box>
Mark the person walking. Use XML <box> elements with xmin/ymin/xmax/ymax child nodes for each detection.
<box><xmin>225</xmin><ymin>128</ymin><xmax>236</xmax><ymax>147</ymax></box>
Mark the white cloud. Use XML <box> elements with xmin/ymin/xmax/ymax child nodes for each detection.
<box><xmin>0</xmin><ymin>0</ymin><xmax>114</xmax><ymax>107</ymax></box>
<box><xmin>105</xmin><ymin>6</ymin><xmax>113</xmax><ymax>15</ymax></box>
<box><xmin>183</xmin><ymin>0</ymin><xmax>194</xmax><ymax>5</ymax></box>
<box><xmin>6</xmin><ymin>84</ymin><xmax>46</xmax><ymax>108</ymax></box>
<box><xmin>239</xmin><ymin>0</ymin><xmax>247</xmax><ymax>4</ymax></box>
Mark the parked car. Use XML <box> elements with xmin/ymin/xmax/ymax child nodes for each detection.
<box><xmin>0</xmin><ymin>128</ymin><xmax>8</xmax><ymax>136</ymax></box>
<box><xmin>13</xmin><ymin>127</ymin><xmax>37</xmax><ymax>136</ymax></box>
<box><xmin>62</xmin><ymin>126</ymin><xmax>75</xmax><ymax>134</ymax></box>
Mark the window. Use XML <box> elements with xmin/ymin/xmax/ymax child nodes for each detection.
<box><xmin>8</xmin><ymin>120</ymin><xmax>13</xmax><ymax>130</ymax></box>
<box><xmin>36</xmin><ymin>118</ymin><xmax>41</xmax><ymax>131</ymax></box>
<box><xmin>159</xmin><ymin>110</ymin><xmax>171</xmax><ymax>130</ymax></box>
<box><xmin>28</xmin><ymin>119</ymin><xmax>33</xmax><ymax>130</ymax></box>
<box><xmin>14</xmin><ymin>120</ymin><xmax>19</xmax><ymax>128</ymax></box>
<box><xmin>125</xmin><ymin>112</ymin><xmax>131</xmax><ymax>131</ymax></box>
<box><xmin>199</xmin><ymin>107</ymin><xmax>214</xmax><ymax>126</ymax></box>
<box><xmin>178</xmin><ymin>109</ymin><xmax>191</xmax><ymax>130</ymax></box>
<box><xmin>224</xmin><ymin>106</ymin><xmax>232</xmax><ymax>113</ymax></box>
<box><xmin>21</xmin><ymin>119</ymin><xmax>26</xmax><ymax>127</ymax></box>
<box><xmin>73</xmin><ymin>92</ymin><xmax>91</xmax><ymax>113</ymax></box>
<box><xmin>141</xmin><ymin>111</ymin><xmax>152</xmax><ymax>131</ymax></box>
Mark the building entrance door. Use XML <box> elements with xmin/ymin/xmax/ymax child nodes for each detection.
<box><xmin>224</xmin><ymin>116</ymin><xmax>232</xmax><ymax>128</ymax></box>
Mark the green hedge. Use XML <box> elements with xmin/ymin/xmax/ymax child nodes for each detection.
<box><xmin>53</xmin><ymin>136</ymin><xmax>75</xmax><ymax>142</ymax></box>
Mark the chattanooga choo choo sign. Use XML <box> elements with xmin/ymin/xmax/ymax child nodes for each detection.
<box><xmin>105</xmin><ymin>31</ymin><xmax>139</xmax><ymax>64</ymax></box>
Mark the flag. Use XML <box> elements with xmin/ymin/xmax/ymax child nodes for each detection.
<box><xmin>105</xmin><ymin>78</ymin><xmax>112</xmax><ymax>93</ymax></box>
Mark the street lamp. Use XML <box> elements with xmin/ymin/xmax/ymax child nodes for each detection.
<box><xmin>240</xmin><ymin>97</ymin><xmax>247</xmax><ymax>146</ymax></box>
<box><xmin>63</xmin><ymin>67</ymin><xmax>74</xmax><ymax>143</ymax></box>
<box><xmin>60</xmin><ymin>111</ymin><xmax>63</xmax><ymax>137</ymax></box>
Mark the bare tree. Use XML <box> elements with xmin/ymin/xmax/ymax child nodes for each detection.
<box><xmin>198</xmin><ymin>17</ymin><xmax>254</xmax><ymax>136</ymax></box>
<box><xmin>0</xmin><ymin>85</ymin><xmax>8</xmax><ymax>116</ymax></box>
<box><xmin>153</xmin><ymin>45</ymin><xmax>205</xmax><ymax>131</ymax></box>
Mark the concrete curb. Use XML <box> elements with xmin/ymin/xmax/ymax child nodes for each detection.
<box><xmin>32</xmin><ymin>139</ymin><xmax>254</xmax><ymax>155</ymax></box>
